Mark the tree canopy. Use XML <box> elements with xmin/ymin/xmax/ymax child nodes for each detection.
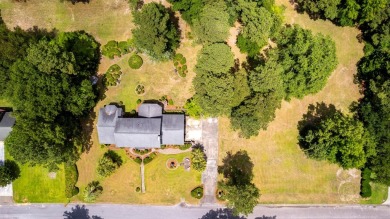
<box><xmin>0</xmin><ymin>160</ymin><xmax>20</xmax><ymax>187</ymax></box>
<box><xmin>298</xmin><ymin>107</ymin><xmax>376</xmax><ymax>169</ymax></box>
<box><xmin>132</xmin><ymin>3</ymin><xmax>179</xmax><ymax>60</ymax></box>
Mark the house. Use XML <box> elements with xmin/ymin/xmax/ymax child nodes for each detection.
<box><xmin>0</xmin><ymin>110</ymin><xmax>15</xmax><ymax>142</ymax></box>
<box><xmin>97</xmin><ymin>103</ymin><xmax>185</xmax><ymax>148</ymax></box>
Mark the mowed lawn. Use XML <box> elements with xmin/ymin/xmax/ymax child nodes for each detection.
<box><xmin>5</xmin><ymin>150</ymin><xmax>67</xmax><ymax>203</ymax></box>
<box><xmin>219</xmin><ymin>0</ymin><xmax>364</xmax><ymax>204</ymax></box>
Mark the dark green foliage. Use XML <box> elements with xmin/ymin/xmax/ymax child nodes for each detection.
<box><xmin>128</xmin><ymin>54</ymin><xmax>143</xmax><ymax>69</ymax></box>
<box><xmin>143</xmin><ymin>152</ymin><xmax>157</xmax><ymax>164</ymax></box>
<box><xmin>236</xmin><ymin>34</ymin><xmax>261</xmax><ymax>57</ymax></box>
<box><xmin>135</xmin><ymin>84</ymin><xmax>145</xmax><ymax>95</ymax></box>
<box><xmin>167</xmin><ymin>0</ymin><xmax>206</xmax><ymax>25</ymax></box>
<box><xmin>298</xmin><ymin>105</ymin><xmax>375</xmax><ymax>169</ymax></box>
<box><xmin>64</xmin><ymin>162</ymin><xmax>79</xmax><ymax>198</ymax></box>
<box><xmin>360</xmin><ymin>168</ymin><xmax>372</xmax><ymax>198</ymax></box>
<box><xmin>97</xmin><ymin>150</ymin><xmax>123</xmax><ymax>177</ymax></box>
<box><xmin>133</xmin><ymin>157</ymin><xmax>142</xmax><ymax>164</ymax></box>
<box><xmin>190</xmin><ymin>186</ymin><xmax>203</xmax><ymax>199</ymax></box>
<box><xmin>0</xmin><ymin>160</ymin><xmax>20</xmax><ymax>187</ymax></box>
<box><xmin>136</xmin><ymin>187</ymin><xmax>141</xmax><ymax>192</ymax></box>
<box><xmin>191</xmin><ymin>148</ymin><xmax>206</xmax><ymax>171</ymax></box>
<box><xmin>193</xmin><ymin>43</ymin><xmax>235</xmax><ymax>116</ymax></box>
<box><xmin>102</xmin><ymin>39</ymin><xmax>133</xmax><ymax>59</ymax></box>
<box><xmin>192</xmin><ymin>1</ymin><xmax>230</xmax><ymax>43</ymax></box>
<box><xmin>173</xmin><ymin>53</ymin><xmax>188</xmax><ymax>77</ymax></box>
<box><xmin>218</xmin><ymin>151</ymin><xmax>259</xmax><ymax>216</ymax></box>
<box><xmin>273</xmin><ymin>25</ymin><xmax>338</xmax><ymax>99</ymax></box>
<box><xmin>296</xmin><ymin>0</ymin><xmax>389</xmax><ymax>27</ymax></box>
<box><xmin>134</xmin><ymin>149</ymin><xmax>151</xmax><ymax>155</ymax></box>
<box><xmin>132</xmin><ymin>3</ymin><xmax>179</xmax><ymax>60</ymax></box>
<box><xmin>103</xmin><ymin>64</ymin><xmax>122</xmax><ymax>87</ymax></box>
<box><xmin>231</xmin><ymin>69</ymin><xmax>251</xmax><ymax>108</ymax></box>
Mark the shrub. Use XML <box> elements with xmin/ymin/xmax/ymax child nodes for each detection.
<box><xmin>97</xmin><ymin>150</ymin><xmax>123</xmax><ymax>177</ymax></box>
<box><xmin>136</xmin><ymin>99</ymin><xmax>142</xmax><ymax>104</ymax></box>
<box><xmin>184</xmin><ymin>98</ymin><xmax>203</xmax><ymax>119</ymax></box>
<box><xmin>103</xmin><ymin>64</ymin><xmax>122</xmax><ymax>87</ymax></box>
<box><xmin>64</xmin><ymin>162</ymin><xmax>79</xmax><ymax>198</ymax></box>
<box><xmin>134</xmin><ymin>149</ymin><xmax>150</xmax><ymax>155</ymax></box>
<box><xmin>128</xmin><ymin>54</ymin><xmax>143</xmax><ymax>69</ymax></box>
<box><xmin>179</xmin><ymin>143</ymin><xmax>192</xmax><ymax>150</ymax></box>
<box><xmin>83</xmin><ymin>181</ymin><xmax>103</xmax><ymax>202</ymax></box>
<box><xmin>191</xmin><ymin>148</ymin><xmax>207</xmax><ymax>171</ymax></box>
<box><xmin>161</xmin><ymin>145</ymin><xmax>167</xmax><ymax>149</ymax></box>
<box><xmin>143</xmin><ymin>152</ymin><xmax>157</xmax><ymax>164</ymax></box>
<box><xmin>133</xmin><ymin>157</ymin><xmax>142</xmax><ymax>164</ymax></box>
<box><xmin>191</xmin><ymin>186</ymin><xmax>204</xmax><ymax>199</ymax></box>
<box><xmin>173</xmin><ymin>53</ymin><xmax>188</xmax><ymax>77</ymax></box>
<box><xmin>168</xmin><ymin>99</ymin><xmax>174</xmax><ymax>105</ymax></box>
<box><xmin>135</xmin><ymin>84</ymin><xmax>145</xmax><ymax>95</ymax></box>
<box><xmin>102</xmin><ymin>39</ymin><xmax>133</xmax><ymax>59</ymax></box>
<box><xmin>136</xmin><ymin>187</ymin><xmax>141</xmax><ymax>192</ymax></box>
<box><xmin>360</xmin><ymin>168</ymin><xmax>372</xmax><ymax>198</ymax></box>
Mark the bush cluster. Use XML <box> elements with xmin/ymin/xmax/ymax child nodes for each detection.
<box><xmin>360</xmin><ymin>168</ymin><xmax>372</xmax><ymax>198</ymax></box>
<box><xmin>179</xmin><ymin>143</ymin><xmax>192</xmax><ymax>150</ymax></box>
<box><xmin>173</xmin><ymin>53</ymin><xmax>188</xmax><ymax>77</ymax></box>
<box><xmin>135</xmin><ymin>84</ymin><xmax>145</xmax><ymax>95</ymax></box>
<box><xmin>97</xmin><ymin>150</ymin><xmax>123</xmax><ymax>177</ymax></box>
<box><xmin>143</xmin><ymin>152</ymin><xmax>157</xmax><ymax>164</ymax></box>
<box><xmin>128</xmin><ymin>54</ymin><xmax>143</xmax><ymax>69</ymax></box>
<box><xmin>133</xmin><ymin>157</ymin><xmax>142</xmax><ymax>164</ymax></box>
<box><xmin>103</xmin><ymin>64</ymin><xmax>122</xmax><ymax>87</ymax></box>
<box><xmin>134</xmin><ymin>149</ymin><xmax>151</xmax><ymax>155</ymax></box>
<box><xmin>190</xmin><ymin>186</ymin><xmax>204</xmax><ymax>199</ymax></box>
<box><xmin>102</xmin><ymin>39</ymin><xmax>134</xmax><ymax>59</ymax></box>
<box><xmin>65</xmin><ymin>162</ymin><xmax>79</xmax><ymax>198</ymax></box>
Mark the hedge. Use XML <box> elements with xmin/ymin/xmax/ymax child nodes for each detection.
<box><xmin>191</xmin><ymin>186</ymin><xmax>203</xmax><ymax>199</ymax></box>
<box><xmin>143</xmin><ymin>152</ymin><xmax>157</xmax><ymax>164</ymax></box>
<box><xmin>179</xmin><ymin>143</ymin><xmax>192</xmax><ymax>150</ymax></box>
<box><xmin>102</xmin><ymin>39</ymin><xmax>134</xmax><ymax>59</ymax></box>
<box><xmin>360</xmin><ymin>168</ymin><xmax>372</xmax><ymax>198</ymax></box>
<box><xmin>65</xmin><ymin>162</ymin><xmax>79</xmax><ymax>198</ymax></box>
<box><xmin>128</xmin><ymin>54</ymin><xmax>143</xmax><ymax>69</ymax></box>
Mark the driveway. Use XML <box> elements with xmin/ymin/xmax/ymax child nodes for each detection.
<box><xmin>200</xmin><ymin>118</ymin><xmax>219</xmax><ymax>205</ymax></box>
<box><xmin>0</xmin><ymin>141</ymin><xmax>13</xmax><ymax>199</ymax></box>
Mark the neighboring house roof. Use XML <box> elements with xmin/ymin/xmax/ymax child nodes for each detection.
<box><xmin>114</xmin><ymin>118</ymin><xmax>161</xmax><ymax>148</ymax></box>
<box><xmin>162</xmin><ymin>114</ymin><xmax>185</xmax><ymax>145</ymax></box>
<box><xmin>138</xmin><ymin>103</ymin><xmax>162</xmax><ymax>118</ymax></box>
<box><xmin>0</xmin><ymin>112</ymin><xmax>16</xmax><ymax>141</ymax></box>
<box><xmin>97</xmin><ymin>105</ymin><xmax>123</xmax><ymax>144</ymax></box>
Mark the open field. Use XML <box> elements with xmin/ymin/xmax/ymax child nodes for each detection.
<box><xmin>219</xmin><ymin>0</ymin><xmax>364</xmax><ymax>204</ymax></box>
<box><xmin>5</xmin><ymin>150</ymin><xmax>67</xmax><ymax>203</ymax></box>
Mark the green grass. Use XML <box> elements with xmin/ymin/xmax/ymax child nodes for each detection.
<box><xmin>360</xmin><ymin>183</ymin><xmax>388</xmax><ymax>204</ymax></box>
<box><xmin>5</xmin><ymin>148</ymin><xmax>66</xmax><ymax>203</ymax></box>
<box><xmin>0</xmin><ymin>98</ymin><xmax>12</xmax><ymax>107</ymax></box>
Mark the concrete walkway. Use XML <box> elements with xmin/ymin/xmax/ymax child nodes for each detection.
<box><xmin>140</xmin><ymin>162</ymin><xmax>145</xmax><ymax>193</ymax></box>
<box><xmin>200</xmin><ymin>118</ymin><xmax>219</xmax><ymax>206</ymax></box>
<box><xmin>383</xmin><ymin>187</ymin><xmax>390</xmax><ymax>205</ymax></box>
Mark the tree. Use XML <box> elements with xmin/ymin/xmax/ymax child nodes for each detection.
<box><xmin>218</xmin><ymin>151</ymin><xmax>260</xmax><ymax>216</ymax></box>
<box><xmin>231</xmin><ymin>68</ymin><xmax>251</xmax><ymax>107</ymax></box>
<box><xmin>97</xmin><ymin>151</ymin><xmax>123</xmax><ymax>177</ymax></box>
<box><xmin>296</xmin><ymin>0</ymin><xmax>340</xmax><ymax>20</ymax></box>
<box><xmin>83</xmin><ymin>181</ymin><xmax>103</xmax><ymax>202</ymax></box>
<box><xmin>0</xmin><ymin>160</ymin><xmax>21</xmax><ymax>187</ymax></box>
<box><xmin>191</xmin><ymin>148</ymin><xmax>207</xmax><ymax>171</ymax></box>
<box><xmin>298</xmin><ymin>110</ymin><xmax>376</xmax><ymax>169</ymax></box>
<box><xmin>184</xmin><ymin>98</ymin><xmax>203</xmax><ymax>118</ymax></box>
<box><xmin>132</xmin><ymin>3</ymin><xmax>179</xmax><ymax>60</ymax></box>
<box><xmin>193</xmin><ymin>43</ymin><xmax>235</xmax><ymax>116</ymax></box>
<box><xmin>221</xmin><ymin>183</ymin><xmax>260</xmax><ymax>216</ymax></box>
<box><xmin>273</xmin><ymin>25</ymin><xmax>338</xmax><ymax>99</ymax></box>
<box><xmin>192</xmin><ymin>1</ymin><xmax>230</xmax><ymax>43</ymax></box>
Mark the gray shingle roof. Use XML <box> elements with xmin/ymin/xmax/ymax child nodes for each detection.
<box><xmin>162</xmin><ymin>114</ymin><xmax>184</xmax><ymax>145</ymax></box>
<box><xmin>97</xmin><ymin>105</ymin><xmax>123</xmax><ymax>144</ymax></box>
<box><xmin>138</xmin><ymin>103</ymin><xmax>162</xmax><ymax>118</ymax></box>
<box><xmin>0</xmin><ymin>112</ymin><xmax>16</xmax><ymax>141</ymax></box>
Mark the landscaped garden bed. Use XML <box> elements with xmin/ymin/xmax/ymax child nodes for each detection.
<box><xmin>135</xmin><ymin>84</ymin><xmax>145</xmax><ymax>96</ymax></box>
<box><xmin>173</xmin><ymin>53</ymin><xmax>188</xmax><ymax>78</ymax></box>
<box><xmin>102</xmin><ymin>39</ymin><xmax>134</xmax><ymax>59</ymax></box>
<box><xmin>128</xmin><ymin>54</ymin><xmax>143</xmax><ymax>69</ymax></box>
<box><xmin>103</xmin><ymin>64</ymin><xmax>122</xmax><ymax>87</ymax></box>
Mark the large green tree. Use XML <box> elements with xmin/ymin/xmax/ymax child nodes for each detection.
<box><xmin>132</xmin><ymin>3</ymin><xmax>179</xmax><ymax>60</ymax></box>
<box><xmin>220</xmin><ymin>183</ymin><xmax>260</xmax><ymax>216</ymax></box>
<box><xmin>299</xmin><ymin>110</ymin><xmax>376</xmax><ymax>169</ymax></box>
<box><xmin>192</xmin><ymin>1</ymin><xmax>230</xmax><ymax>43</ymax></box>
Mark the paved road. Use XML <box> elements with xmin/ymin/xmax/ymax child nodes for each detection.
<box><xmin>0</xmin><ymin>204</ymin><xmax>390</xmax><ymax>219</ymax></box>
<box><xmin>200</xmin><ymin>118</ymin><xmax>219</xmax><ymax>205</ymax></box>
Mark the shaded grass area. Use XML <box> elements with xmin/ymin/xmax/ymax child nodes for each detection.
<box><xmin>5</xmin><ymin>149</ymin><xmax>67</xmax><ymax>203</ymax></box>
<box><xmin>360</xmin><ymin>183</ymin><xmax>388</xmax><ymax>204</ymax></box>
<box><xmin>219</xmin><ymin>0</ymin><xmax>363</xmax><ymax>204</ymax></box>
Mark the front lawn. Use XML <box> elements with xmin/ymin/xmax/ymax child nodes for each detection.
<box><xmin>360</xmin><ymin>183</ymin><xmax>388</xmax><ymax>204</ymax></box>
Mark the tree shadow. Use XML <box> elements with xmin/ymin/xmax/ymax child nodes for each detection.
<box><xmin>218</xmin><ymin>150</ymin><xmax>254</xmax><ymax>186</ymax></box>
<box><xmin>63</xmin><ymin>205</ymin><xmax>103</xmax><ymax>219</ymax></box>
<box><xmin>80</xmin><ymin>110</ymin><xmax>96</xmax><ymax>154</ymax></box>
<box><xmin>297</xmin><ymin>102</ymin><xmax>339</xmax><ymax>150</ymax></box>
<box><xmin>255</xmin><ymin>216</ymin><xmax>277</xmax><ymax>219</ymax></box>
<box><xmin>199</xmin><ymin>208</ymin><xmax>246</xmax><ymax>219</ymax></box>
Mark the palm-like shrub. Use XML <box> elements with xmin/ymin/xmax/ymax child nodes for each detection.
<box><xmin>83</xmin><ymin>181</ymin><xmax>103</xmax><ymax>202</ymax></box>
<box><xmin>191</xmin><ymin>148</ymin><xmax>206</xmax><ymax>171</ymax></box>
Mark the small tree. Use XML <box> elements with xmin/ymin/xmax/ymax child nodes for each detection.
<box><xmin>0</xmin><ymin>160</ymin><xmax>21</xmax><ymax>187</ymax></box>
<box><xmin>191</xmin><ymin>148</ymin><xmax>206</xmax><ymax>171</ymax></box>
<box><xmin>97</xmin><ymin>150</ymin><xmax>123</xmax><ymax>177</ymax></box>
<box><xmin>221</xmin><ymin>183</ymin><xmax>260</xmax><ymax>216</ymax></box>
<box><xmin>83</xmin><ymin>181</ymin><xmax>103</xmax><ymax>202</ymax></box>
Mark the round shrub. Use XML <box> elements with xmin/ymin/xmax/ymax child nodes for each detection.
<box><xmin>128</xmin><ymin>54</ymin><xmax>143</xmax><ymax>69</ymax></box>
<box><xmin>191</xmin><ymin>186</ymin><xmax>203</xmax><ymax>199</ymax></box>
<box><xmin>136</xmin><ymin>187</ymin><xmax>141</xmax><ymax>192</ymax></box>
<box><xmin>136</xmin><ymin>99</ymin><xmax>142</xmax><ymax>104</ymax></box>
